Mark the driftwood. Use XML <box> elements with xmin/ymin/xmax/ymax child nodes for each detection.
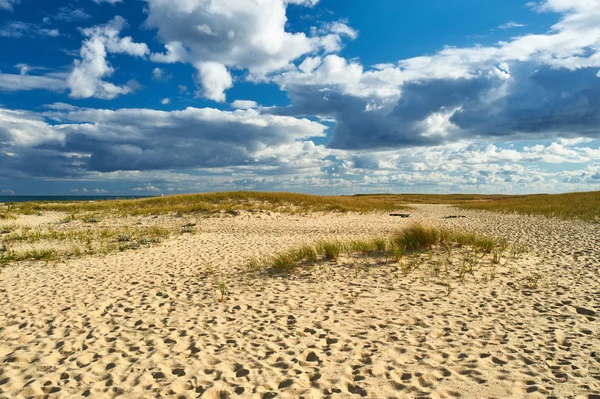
<box><xmin>443</xmin><ymin>215</ymin><xmax>466</xmax><ymax>219</ymax></box>
<box><xmin>389</xmin><ymin>213</ymin><xmax>410</xmax><ymax>218</ymax></box>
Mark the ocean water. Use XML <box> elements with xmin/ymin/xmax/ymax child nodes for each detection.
<box><xmin>0</xmin><ymin>196</ymin><xmax>151</xmax><ymax>203</ymax></box>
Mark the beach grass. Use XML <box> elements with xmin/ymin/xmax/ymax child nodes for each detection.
<box><xmin>3</xmin><ymin>192</ymin><xmax>413</xmax><ymax>217</ymax></box>
<box><xmin>459</xmin><ymin>191</ymin><xmax>600</xmax><ymax>222</ymax></box>
<box><xmin>3</xmin><ymin>191</ymin><xmax>599</xmax><ymax>222</ymax></box>
<box><xmin>0</xmin><ymin>225</ymin><xmax>174</xmax><ymax>266</ymax></box>
<box><xmin>254</xmin><ymin>223</ymin><xmax>507</xmax><ymax>274</ymax></box>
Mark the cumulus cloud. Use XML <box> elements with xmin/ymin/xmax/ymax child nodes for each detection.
<box><xmin>0</xmin><ymin>106</ymin><xmax>327</xmax><ymax>178</ymax></box>
<box><xmin>0</xmin><ymin>0</ymin><xmax>18</xmax><ymax>11</ymax></box>
<box><xmin>152</xmin><ymin>68</ymin><xmax>162</xmax><ymax>80</ymax></box>
<box><xmin>132</xmin><ymin>184</ymin><xmax>160</xmax><ymax>192</ymax></box>
<box><xmin>67</xmin><ymin>16</ymin><xmax>149</xmax><ymax>99</ymax></box>
<box><xmin>231</xmin><ymin>100</ymin><xmax>259</xmax><ymax>109</ymax></box>
<box><xmin>195</xmin><ymin>61</ymin><xmax>232</xmax><ymax>102</ymax></box>
<box><xmin>0</xmin><ymin>66</ymin><xmax>67</xmax><ymax>92</ymax></box>
<box><xmin>43</xmin><ymin>102</ymin><xmax>79</xmax><ymax>111</ymax></box>
<box><xmin>270</xmin><ymin>0</ymin><xmax>600</xmax><ymax>150</ymax></box>
<box><xmin>160</xmin><ymin>98</ymin><xmax>170</xmax><ymax>105</ymax></box>
<box><xmin>144</xmin><ymin>0</ymin><xmax>356</xmax><ymax>101</ymax></box>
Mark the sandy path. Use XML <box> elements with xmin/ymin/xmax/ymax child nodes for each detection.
<box><xmin>1</xmin><ymin>205</ymin><xmax>599</xmax><ymax>398</ymax></box>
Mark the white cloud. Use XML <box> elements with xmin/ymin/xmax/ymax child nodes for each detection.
<box><xmin>0</xmin><ymin>68</ymin><xmax>66</xmax><ymax>92</ymax></box>
<box><xmin>0</xmin><ymin>108</ymin><xmax>66</xmax><ymax>147</ymax></box>
<box><xmin>152</xmin><ymin>67</ymin><xmax>164</xmax><ymax>80</ymax></box>
<box><xmin>277</xmin><ymin>0</ymin><xmax>600</xmax><ymax>98</ymax></box>
<box><xmin>0</xmin><ymin>0</ymin><xmax>18</xmax><ymax>11</ymax></box>
<box><xmin>132</xmin><ymin>184</ymin><xmax>160</xmax><ymax>192</ymax></box>
<box><xmin>287</xmin><ymin>0</ymin><xmax>320</xmax><ymax>5</ymax></box>
<box><xmin>144</xmin><ymin>0</ymin><xmax>355</xmax><ymax>100</ymax></box>
<box><xmin>195</xmin><ymin>61</ymin><xmax>233</xmax><ymax>102</ymax></box>
<box><xmin>53</xmin><ymin>7</ymin><xmax>90</xmax><ymax>22</ymax></box>
<box><xmin>231</xmin><ymin>100</ymin><xmax>258</xmax><ymax>109</ymax></box>
<box><xmin>327</xmin><ymin>22</ymin><xmax>358</xmax><ymax>39</ymax></box>
<box><xmin>269</xmin><ymin>0</ymin><xmax>600</xmax><ymax>151</ymax></box>
<box><xmin>160</xmin><ymin>98</ymin><xmax>170</xmax><ymax>105</ymax></box>
<box><xmin>0</xmin><ymin>21</ymin><xmax>60</xmax><ymax>37</ymax></box>
<box><xmin>0</xmin><ymin>105</ymin><xmax>328</xmax><ymax>178</ymax></box>
<box><xmin>67</xmin><ymin>16</ymin><xmax>149</xmax><ymax>99</ymax></box>
<box><xmin>150</xmin><ymin>41</ymin><xmax>188</xmax><ymax>63</ymax></box>
<box><xmin>298</xmin><ymin>56</ymin><xmax>321</xmax><ymax>73</ymax></box>
<box><xmin>498</xmin><ymin>22</ymin><xmax>526</xmax><ymax>29</ymax></box>
<box><xmin>43</xmin><ymin>102</ymin><xmax>79</xmax><ymax>111</ymax></box>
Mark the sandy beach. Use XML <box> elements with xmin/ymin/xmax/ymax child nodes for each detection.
<box><xmin>1</xmin><ymin>205</ymin><xmax>599</xmax><ymax>398</ymax></box>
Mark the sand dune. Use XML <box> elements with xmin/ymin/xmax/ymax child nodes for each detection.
<box><xmin>1</xmin><ymin>205</ymin><xmax>599</xmax><ymax>398</ymax></box>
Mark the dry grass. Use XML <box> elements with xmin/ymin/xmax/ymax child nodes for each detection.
<box><xmin>254</xmin><ymin>223</ymin><xmax>505</xmax><ymax>274</ymax></box>
<box><xmin>0</xmin><ymin>224</ymin><xmax>174</xmax><ymax>266</ymax></box>
<box><xmin>4</xmin><ymin>190</ymin><xmax>598</xmax><ymax>222</ymax></box>
<box><xmin>459</xmin><ymin>191</ymin><xmax>600</xmax><ymax>222</ymax></box>
<box><xmin>3</xmin><ymin>192</ymin><xmax>411</xmax><ymax>217</ymax></box>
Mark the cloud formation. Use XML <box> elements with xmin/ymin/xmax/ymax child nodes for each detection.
<box><xmin>0</xmin><ymin>66</ymin><xmax>67</xmax><ymax>92</ymax></box>
<box><xmin>0</xmin><ymin>106</ymin><xmax>326</xmax><ymax>179</ymax></box>
<box><xmin>0</xmin><ymin>21</ymin><xmax>59</xmax><ymax>37</ymax></box>
<box><xmin>67</xmin><ymin>16</ymin><xmax>149</xmax><ymax>99</ymax></box>
<box><xmin>271</xmin><ymin>0</ymin><xmax>600</xmax><ymax>150</ymax></box>
<box><xmin>0</xmin><ymin>0</ymin><xmax>18</xmax><ymax>11</ymax></box>
<box><xmin>144</xmin><ymin>0</ymin><xmax>356</xmax><ymax>101</ymax></box>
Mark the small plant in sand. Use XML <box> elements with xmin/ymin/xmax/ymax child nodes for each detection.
<box><xmin>217</xmin><ymin>280</ymin><xmax>228</xmax><ymax>302</ymax></box>
<box><xmin>181</xmin><ymin>225</ymin><xmax>195</xmax><ymax>234</ymax></box>
<box><xmin>492</xmin><ymin>250</ymin><xmax>502</xmax><ymax>265</ymax></box>
<box><xmin>117</xmin><ymin>232</ymin><xmax>133</xmax><ymax>242</ymax></box>
<box><xmin>522</xmin><ymin>273</ymin><xmax>541</xmax><ymax>290</ymax></box>
<box><xmin>247</xmin><ymin>257</ymin><xmax>262</xmax><ymax>274</ymax></box>
<box><xmin>319</xmin><ymin>241</ymin><xmax>343</xmax><ymax>262</ymax></box>
<box><xmin>83</xmin><ymin>215</ymin><xmax>101</xmax><ymax>223</ymax></box>
<box><xmin>511</xmin><ymin>244</ymin><xmax>528</xmax><ymax>260</ymax></box>
<box><xmin>444</xmin><ymin>260</ymin><xmax>453</xmax><ymax>296</ymax></box>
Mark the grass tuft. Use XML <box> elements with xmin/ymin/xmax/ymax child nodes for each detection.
<box><xmin>253</xmin><ymin>223</ymin><xmax>507</xmax><ymax>274</ymax></box>
<box><xmin>459</xmin><ymin>191</ymin><xmax>600</xmax><ymax>222</ymax></box>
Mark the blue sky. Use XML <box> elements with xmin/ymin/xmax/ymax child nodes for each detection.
<box><xmin>0</xmin><ymin>0</ymin><xmax>599</xmax><ymax>195</ymax></box>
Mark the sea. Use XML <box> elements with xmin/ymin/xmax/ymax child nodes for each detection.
<box><xmin>0</xmin><ymin>196</ymin><xmax>152</xmax><ymax>203</ymax></box>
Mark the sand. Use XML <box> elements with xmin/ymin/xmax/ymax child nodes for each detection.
<box><xmin>1</xmin><ymin>205</ymin><xmax>599</xmax><ymax>398</ymax></box>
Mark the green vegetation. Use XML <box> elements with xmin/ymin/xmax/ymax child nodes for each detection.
<box><xmin>3</xmin><ymin>190</ymin><xmax>599</xmax><ymax>221</ymax></box>
<box><xmin>459</xmin><ymin>191</ymin><xmax>600</xmax><ymax>222</ymax></box>
<box><xmin>3</xmin><ymin>192</ymin><xmax>412</xmax><ymax>217</ymax></box>
<box><xmin>253</xmin><ymin>223</ymin><xmax>507</xmax><ymax>274</ymax></box>
<box><xmin>0</xmin><ymin>225</ymin><xmax>173</xmax><ymax>266</ymax></box>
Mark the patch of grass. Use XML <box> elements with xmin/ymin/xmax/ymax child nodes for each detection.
<box><xmin>318</xmin><ymin>241</ymin><xmax>343</xmax><ymax>261</ymax></box>
<box><xmin>0</xmin><ymin>212</ymin><xmax>16</xmax><ymax>220</ymax></box>
<box><xmin>392</xmin><ymin>224</ymin><xmax>440</xmax><ymax>251</ymax></box>
<box><xmin>5</xmin><ymin>191</ymin><xmax>413</xmax><ymax>217</ymax></box>
<box><xmin>1</xmin><ymin>248</ymin><xmax>58</xmax><ymax>265</ymax></box>
<box><xmin>83</xmin><ymin>215</ymin><xmax>101</xmax><ymax>223</ymax></box>
<box><xmin>459</xmin><ymin>190</ymin><xmax>600</xmax><ymax>222</ymax></box>
<box><xmin>116</xmin><ymin>232</ymin><xmax>133</xmax><ymax>242</ymax></box>
<box><xmin>254</xmin><ymin>223</ymin><xmax>508</xmax><ymax>274</ymax></box>
<box><xmin>0</xmin><ymin>225</ymin><xmax>174</xmax><ymax>265</ymax></box>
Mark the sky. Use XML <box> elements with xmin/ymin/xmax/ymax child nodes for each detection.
<box><xmin>0</xmin><ymin>0</ymin><xmax>599</xmax><ymax>196</ymax></box>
